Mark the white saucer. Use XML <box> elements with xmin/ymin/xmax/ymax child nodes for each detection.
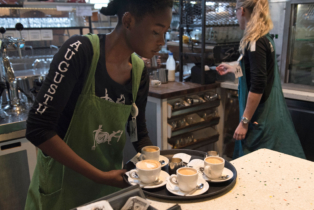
<box><xmin>159</xmin><ymin>155</ymin><xmax>169</xmax><ymax>167</ymax></box>
<box><xmin>166</xmin><ymin>176</ymin><xmax>209</xmax><ymax>196</ymax></box>
<box><xmin>202</xmin><ymin>168</ymin><xmax>233</xmax><ymax>182</ymax></box>
<box><xmin>187</xmin><ymin>159</ymin><xmax>234</xmax><ymax>183</ymax></box>
<box><xmin>127</xmin><ymin>170</ymin><xmax>169</xmax><ymax>189</ymax></box>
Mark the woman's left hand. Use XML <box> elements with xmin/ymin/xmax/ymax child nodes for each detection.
<box><xmin>142</xmin><ymin>57</ymin><xmax>151</xmax><ymax>68</ymax></box>
<box><xmin>157</xmin><ymin>56</ymin><xmax>161</xmax><ymax>68</ymax></box>
<box><xmin>234</xmin><ymin>122</ymin><xmax>248</xmax><ymax>140</ymax></box>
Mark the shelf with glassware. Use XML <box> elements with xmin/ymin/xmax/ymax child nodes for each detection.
<box><xmin>91</xmin><ymin>13</ymin><xmax>117</xmax><ymax>32</ymax></box>
<box><xmin>169</xmin><ymin>127</ymin><xmax>220</xmax><ymax>149</ymax></box>
<box><xmin>4</xmin><ymin>27</ymin><xmax>90</xmax><ymax>30</ymax></box>
<box><xmin>23</xmin><ymin>1</ymin><xmax>94</xmax><ymax>9</ymax></box>
<box><xmin>0</xmin><ymin>5</ymin><xmax>93</xmax><ymax>35</ymax></box>
<box><xmin>178</xmin><ymin>0</ymin><xmax>238</xmax><ymax>84</ymax></box>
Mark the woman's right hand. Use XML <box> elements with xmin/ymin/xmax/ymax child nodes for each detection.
<box><xmin>38</xmin><ymin>136</ymin><xmax>130</xmax><ymax>189</ymax></box>
<box><xmin>216</xmin><ymin>63</ymin><xmax>236</xmax><ymax>75</ymax></box>
<box><xmin>99</xmin><ymin>169</ymin><xmax>129</xmax><ymax>189</ymax></box>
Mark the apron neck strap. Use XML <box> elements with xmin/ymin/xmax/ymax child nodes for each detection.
<box><xmin>82</xmin><ymin>33</ymin><xmax>100</xmax><ymax>95</ymax></box>
<box><xmin>130</xmin><ymin>53</ymin><xmax>144</xmax><ymax>103</ymax></box>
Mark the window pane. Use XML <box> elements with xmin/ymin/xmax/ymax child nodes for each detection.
<box><xmin>288</xmin><ymin>4</ymin><xmax>314</xmax><ymax>86</ymax></box>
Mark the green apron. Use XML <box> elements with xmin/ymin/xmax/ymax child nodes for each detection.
<box><xmin>25</xmin><ymin>34</ymin><xmax>144</xmax><ymax>210</ymax></box>
<box><xmin>233</xmin><ymin>34</ymin><xmax>305</xmax><ymax>160</ymax></box>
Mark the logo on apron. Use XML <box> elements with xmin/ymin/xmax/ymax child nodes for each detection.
<box><xmin>100</xmin><ymin>89</ymin><xmax>126</xmax><ymax>104</ymax></box>
<box><xmin>92</xmin><ymin>125</ymin><xmax>123</xmax><ymax>150</ymax></box>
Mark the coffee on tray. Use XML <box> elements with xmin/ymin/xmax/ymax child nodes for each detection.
<box><xmin>137</xmin><ymin>160</ymin><xmax>160</xmax><ymax>170</ymax></box>
<box><xmin>178</xmin><ymin>168</ymin><xmax>197</xmax><ymax>176</ymax></box>
<box><xmin>143</xmin><ymin>147</ymin><xmax>159</xmax><ymax>152</ymax></box>
<box><xmin>205</xmin><ymin>157</ymin><xmax>223</xmax><ymax>164</ymax></box>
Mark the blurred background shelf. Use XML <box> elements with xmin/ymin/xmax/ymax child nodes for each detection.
<box><xmin>168</xmin><ymin>99</ymin><xmax>220</xmax><ymax>119</ymax></box>
<box><xmin>23</xmin><ymin>2</ymin><xmax>94</xmax><ymax>8</ymax></box>
<box><xmin>168</xmin><ymin>116</ymin><xmax>220</xmax><ymax>138</ymax></box>
<box><xmin>174</xmin><ymin>134</ymin><xmax>219</xmax><ymax>150</ymax></box>
<box><xmin>4</xmin><ymin>27</ymin><xmax>90</xmax><ymax>30</ymax></box>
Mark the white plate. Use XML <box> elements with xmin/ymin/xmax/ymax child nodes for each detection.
<box><xmin>187</xmin><ymin>159</ymin><xmax>234</xmax><ymax>183</ymax></box>
<box><xmin>166</xmin><ymin>176</ymin><xmax>209</xmax><ymax>196</ymax></box>
<box><xmin>160</xmin><ymin>155</ymin><xmax>169</xmax><ymax>167</ymax></box>
<box><xmin>127</xmin><ymin>170</ymin><xmax>170</xmax><ymax>189</ymax></box>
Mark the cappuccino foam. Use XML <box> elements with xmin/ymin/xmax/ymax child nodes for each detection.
<box><xmin>178</xmin><ymin>168</ymin><xmax>197</xmax><ymax>175</ymax></box>
<box><xmin>205</xmin><ymin>157</ymin><xmax>223</xmax><ymax>164</ymax></box>
<box><xmin>137</xmin><ymin>160</ymin><xmax>160</xmax><ymax>170</ymax></box>
<box><xmin>143</xmin><ymin>147</ymin><xmax>159</xmax><ymax>152</ymax></box>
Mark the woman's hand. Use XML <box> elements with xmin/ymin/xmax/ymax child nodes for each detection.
<box><xmin>157</xmin><ymin>56</ymin><xmax>161</xmax><ymax>68</ymax></box>
<box><xmin>98</xmin><ymin>169</ymin><xmax>129</xmax><ymax>189</ymax></box>
<box><xmin>142</xmin><ymin>57</ymin><xmax>151</xmax><ymax>68</ymax></box>
<box><xmin>216</xmin><ymin>63</ymin><xmax>236</xmax><ymax>75</ymax></box>
<box><xmin>234</xmin><ymin>122</ymin><xmax>248</xmax><ymax>140</ymax></box>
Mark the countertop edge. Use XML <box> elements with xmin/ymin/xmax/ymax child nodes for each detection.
<box><xmin>0</xmin><ymin>129</ymin><xmax>26</xmax><ymax>142</ymax></box>
<box><xmin>220</xmin><ymin>81</ymin><xmax>314</xmax><ymax>102</ymax></box>
<box><xmin>148</xmin><ymin>82</ymin><xmax>220</xmax><ymax>99</ymax></box>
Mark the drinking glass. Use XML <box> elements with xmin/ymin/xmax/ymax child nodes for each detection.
<box><xmin>47</xmin><ymin>18</ymin><xmax>54</xmax><ymax>27</ymax></box>
<box><xmin>41</xmin><ymin>18</ymin><xmax>47</xmax><ymax>28</ymax></box>
<box><xmin>7</xmin><ymin>18</ymin><xmax>15</xmax><ymax>28</ymax></box>
<box><xmin>29</xmin><ymin>18</ymin><xmax>41</xmax><ymax>28</ymax></box>
<box><xmin>21</xmin><ymin>18</ymin><xmax>29</xmax><ymax>28</ymax></box>
<box><xmin>0</xmin><ymin>18</ymin><xmax>8</xmax><ymax>28</ymax></box>
<box><xmin>171</xmin><ymin>121</ymin><xmax>177</xmax><ymax>130</ymax></box>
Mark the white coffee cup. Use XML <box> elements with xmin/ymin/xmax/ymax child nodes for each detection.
<box><xmin>204</xmin><ymin>156</ymin><xmax>225</xmax><ymax>179</ymax></box>
<box><xmin>169</xmin><ymin>167</ymin><xmax>198</xmax><ymax>192</ymax></box>
<box><xmin>140</xmin><ymin>146</ymin><xmax>160</xmax><ymax>161</ymax></box>
<box><xmin>129</xmin><ymin>159</ymin><xmax>161</xmax><ymax>184</ymax></box>
<box><xmin>151</xmin><ymin>80</ymin><xmax>161</xmax><ymax>87</ymax></box>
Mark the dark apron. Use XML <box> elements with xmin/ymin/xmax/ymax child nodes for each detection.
<box><xmin>233</xmin><ymin>34</ymin><xmax>306</xmax><ymax>160</ymax></box>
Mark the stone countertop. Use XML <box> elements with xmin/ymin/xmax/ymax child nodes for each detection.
<box><xmin>147</xmin><ymin>149</ymin><xmax>314</xmax><ymax>210</ymax></box>
<box><xmin>220</xmin><ymin>81</ymin><xmax>314</xmax><ymax>102</ymax></box>
<box><xmin>148</xmin><ymin>81</ymin><xmax>220</xmax><ymax>99</ymax></box>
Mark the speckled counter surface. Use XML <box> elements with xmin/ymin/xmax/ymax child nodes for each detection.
<box><xmin>147</xmin><ymin>149</ymin><xmax>314</xmax><ymax>210</ymax></box>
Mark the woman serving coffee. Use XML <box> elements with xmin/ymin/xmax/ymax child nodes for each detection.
<box><xmin>216</xmin><ymin>0</ymin><xmax>305</xmax><ymax>159</ymax></box>
<box><xmin>25</xmin><ymin>0</ymin><xmax>173</xmax><ymax>209</ymax></box>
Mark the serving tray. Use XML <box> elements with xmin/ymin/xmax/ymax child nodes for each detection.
<box><xmin>124</xmin><ymin>149</ymin><xmax>237</xmax><ymax>200</ymax></box>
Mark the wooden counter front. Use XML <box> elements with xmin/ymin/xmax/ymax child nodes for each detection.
<box><xmin>148</xmin><ymin>81</ymin><xmax>220</xmax><ymax>99</ymax></box>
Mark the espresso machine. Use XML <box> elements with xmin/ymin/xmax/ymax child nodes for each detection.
<box><xmin>0</xmin><ymin>23</ymin><xmax>26</xmax><ymax>116</ymax></box>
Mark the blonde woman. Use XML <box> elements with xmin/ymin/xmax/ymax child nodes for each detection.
<box><xmin>216</xmin><ymin>0</ymin><xmax>305</xmax><ymax>159</ymax></box>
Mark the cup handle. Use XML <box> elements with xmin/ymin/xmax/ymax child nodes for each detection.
<box><xmin>169</xmin><ymin>175</ymin><xmax>179</xmax><ymax>185</ymax></box>
<box><xmin>140</xmin><ymin>154</ymin><xmax>146</xmax><ymax>161</ymax></box>
<box><xmin>204</xmin><ymin>165</ymin><xmax>211</xmax><ymax>176</ymax></box>
<box><xmin>129</xmin><ymin>169</ymin><xmax>140</xmax><ymax>180</ymax></box>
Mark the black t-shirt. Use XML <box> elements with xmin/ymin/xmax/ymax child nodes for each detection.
<box><xmin>243</xmin><ymin>36</ymin><xmax>275</xmax><ymax>104</ymax></box>
<box><xmin>26</xmin><ymin>34</ymin><xmax>152</xmax><ymax>152</ymax></box>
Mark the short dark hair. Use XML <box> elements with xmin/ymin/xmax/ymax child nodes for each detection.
<box><xmin>100</xmin><ymin>0</ymin><xmax>173</xmax><ymax>23</ymax></box>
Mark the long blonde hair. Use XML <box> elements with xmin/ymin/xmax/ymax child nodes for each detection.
<box><xmin>237</xmin><ymin>0</ymin><xmax>273</xmax><ymax>54</ymax></box>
